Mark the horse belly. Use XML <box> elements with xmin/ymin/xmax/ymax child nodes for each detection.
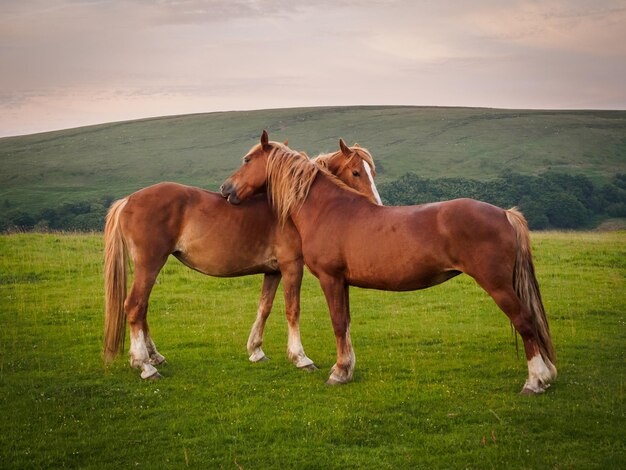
<box><xmin>175</xmin><ymin>250</ymin><xmax>278</xmax><ymax>277</ymax></box>
<box><xmin>347</xmin><ymin>266</ymin><xmax>461</xmax><ymax>291</ymax></box>
<box><xmin>343</xmin><ymin>237</ymin><xmax>460</xmax><ymax>291</ymax></box>
<box><xmin>175</xmin><ymin>229</ymin><xmax>279</xmax><ymax>277</ymax></box>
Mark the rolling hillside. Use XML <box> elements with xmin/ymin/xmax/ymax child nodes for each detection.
<box><xmin>1</xmin><ymin>106</ymin><xmax>625</xmax><ymax>219</ymax></box>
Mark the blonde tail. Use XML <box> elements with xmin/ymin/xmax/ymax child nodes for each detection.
<box><xmin>506</xmin><ymin>208</ymin><xmax>556</xmax><ymax>365</ymax></box>
<box><xmin>103</xmin><ymin>198</ymin><xmax>128</xmax><ymax>363</ymax></box>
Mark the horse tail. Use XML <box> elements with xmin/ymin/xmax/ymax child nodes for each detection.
<box><xmin>103</xmin><ymin>198</ymin><xmax>129</xmax><ymax>363</ymax></box>
<box><xmin>505</xmin><ymin>208</ymin><xmax>556</xmax><ymax>365</ymax></box>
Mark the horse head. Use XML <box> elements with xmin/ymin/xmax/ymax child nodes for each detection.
<box><xmin>221</xmin><ymin>131</ymin><xmax>382</xmax><ymax>222</ymax></box>
<box><xmin>220</xmin><ymin>130</ymin><xmax>285</xmax><ymax>205</ymax></box>
<box><xmin>315</xmin><ymin>139</ymin><xmax>382</xmax><ymax>205</ymax></box>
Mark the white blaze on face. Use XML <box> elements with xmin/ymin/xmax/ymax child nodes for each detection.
<box><xmin>363</xmin><ymin>162</ymin><xmax>382</xmax><ymax>205</ymax></box>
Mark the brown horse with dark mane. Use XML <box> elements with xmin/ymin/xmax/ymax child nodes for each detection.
<box><xmin>104</xmin><ymin>138</ymin><xmax>381</xmax><ymax>379</ymax></box>
<box><xmin>220</xmin><ymin>131</ymin><xmax>557</xmax><ymax>394</ymax></box>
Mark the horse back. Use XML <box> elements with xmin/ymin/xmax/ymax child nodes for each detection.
<box><xmin>119</xmin><ymin>182</ymin><xmax>284</xmax><ymax>276</ymax></box>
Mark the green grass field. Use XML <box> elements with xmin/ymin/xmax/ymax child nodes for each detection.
<box><xmin>1</xmin><ymin>106</ymin><xmax>625</xmax><ymax>218</ymax></box>
<box><xmin>0</xmin><ymin>232</ymin><xmax>624</xmax><ymax>468</ymax></box>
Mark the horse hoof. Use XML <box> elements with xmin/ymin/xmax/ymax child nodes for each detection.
<box><xmin>520</xmin><ymin>383</ymin><xmax>548</xmax><ymax>395</ymax></box>
<box><xmin>326</xmin><ymin>372</ymin><xmax>350</xmax><ymax>385</ymax></box>
<box><xmin>299</xmin><ymin>363</ymin><xmax>318</xmax><ymax>372</ymax></box>
<box><xmin>145</xmin><ymin>371</ymin><xmax>163</xmax><ymax>381</ymax></box>
<box><xmin>325</xmin><ymin>377</ymin><xmax>348</xmax><ymax>385</ymax></box>
<box><xmin>140</xmin><ymin>363</ymin><xmax>160</xmax><ymax>380</ymax></box>
<box><xmin>251</xmin><ymin>355</ymin><xmax>269</xmax><ymax>363</ymax></box>
<box><xmin>249</xmin><ymin>350</ymin><xmax>269</xmax><ymax>363</ymax></box>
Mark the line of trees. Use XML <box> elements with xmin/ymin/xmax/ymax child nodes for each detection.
<box><xmin>1</xmin><ymin>173</ymin><xmax>625</xmax><ymax>232</ymax></box>
<box><xmin>1</xmin><ymin>196</ymin><xmax>114</xmax><ymax>233</ymax></box>
<box><xmin>379</xmin><ymin>172</ymin><xmax>626</xmax><ymax>229</ymax></box>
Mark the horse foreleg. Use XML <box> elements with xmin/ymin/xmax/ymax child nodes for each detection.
<box><xmin>282</xmin><ymin>262</ymin><xmax>316</xmax><ymax>370</ymax></box>
<box><xmin>319</xmin><ymin>275</ymin><xmax>354</xmax><ymax>384</ymax></box>
<box><xmin>247</xmin><ymin>273</ymin><xmax>281</xmax><ymax>362</ymax></box>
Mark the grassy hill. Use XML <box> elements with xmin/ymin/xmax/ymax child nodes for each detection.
<box><xmin>1</xmin><ymin>106</ymin><xmax>625</xmax><ymax>217</ymax></box>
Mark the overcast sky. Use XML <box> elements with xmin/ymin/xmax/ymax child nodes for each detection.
<box><xmin>1</xmin><ymin>0</ymin><xmax>625</xmax><ymax>137</ymax></box>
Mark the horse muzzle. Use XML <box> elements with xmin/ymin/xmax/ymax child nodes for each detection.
<box><xmin>220</xmin><ymin>182</ymin><xmax>241</xmax><ymax>205</ymax></box>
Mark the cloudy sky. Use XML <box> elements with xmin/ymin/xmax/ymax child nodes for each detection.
<box><xmin>1</xmin><ymin>0</ymin><xmax>625</xmax><ymax>137</ymax></box>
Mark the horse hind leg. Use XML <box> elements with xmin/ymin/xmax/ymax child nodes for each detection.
<box><xmin>126</xmin><ymin>262</ymin><xmax>165</xmax><ymax>380</ymax></box>
<box><xmin>475</xmin><ymin>276</ymin><xmax>555</xmax><ymax>394</ymax></box>
<box><xmin>247</xmin><ymin>273</ymin><xmax>281</xmax><ymax>362</ymax></box>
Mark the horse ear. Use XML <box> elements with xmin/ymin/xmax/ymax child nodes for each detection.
<box><xmin>339</xmin><ymin>138</ymin><xmax>351</xmax><ymax>157</ymax></box>
<box><xmin>353</xmin><ymin>143</ymin><xmax>361</xmax><ymax>148</ymax></box>
<box><xmin>283</xmin><ymin>139</ymin><xmax>288</xmax><ymax>146</ymax></box>
<box><xmin>261</xmin><ymin>130</ymin><xmax>271</xmax><ymax>150</ymax></box>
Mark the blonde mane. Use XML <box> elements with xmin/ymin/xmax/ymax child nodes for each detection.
<box><xmin>266</xmin><ymin>144</ymin><xmax>319</xmax><ymax>225</ymax></box>
<box><xmin>312</xmin><ymin>152</ymin><xmax>333</xmax><ymax>169</ymax></box>
<box><xmin>265</xmin><ymin>143</ymin><xmax>378</xmax><ymax>224</ymax></box>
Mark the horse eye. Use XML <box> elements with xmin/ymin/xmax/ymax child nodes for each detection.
<box><xmin>352</xmin><ymin>170</ymin><xmax>360</xmax><ymax>177</ymax></box>
<box><xmin>244</xmin><ymin>158</ymin><xmax>250</xmax><ymax>164</ymax></box>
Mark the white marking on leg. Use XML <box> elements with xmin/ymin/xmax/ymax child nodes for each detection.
<box><xmin>545</xmin><ymin>358</ymin><xmax>558</xmax><ymax>380</ymax></box>
<box><xmin>363</xmin><ymin>163</ymin><xmax>382</xmax><ymax>205</ymax></box>
<box><xmin>129</xmin><ymin>329</ymin><xmax>149</xmax><ymax>369</ymax></box>
<box><xmin>247</xmin><ymin>309</ymin><xmax>268</xmax><ymax>362</ymax></box>
<box><xmin>247</xmin><ymin>306</ymin><xmax>267</xmax><ymax>362</ymax></box>
<box><xmin>248</xmin><ymin>321</ymin><xmax>267</xmax><ymax>362</ymax></box>
<box><xmin>523</xmin><ymin>354</ymin><xmax>552</xmax><ymax>393</ymax></box>
<box><xmin>287</xmin><ymin>323</ymin><xmax>314</xmax><ymax>368</ymax></box>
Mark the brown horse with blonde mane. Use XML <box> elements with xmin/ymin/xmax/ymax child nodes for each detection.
<box><xmin>221</xmin><ymin>131</ymin><xmax>557</xmax><ymax>394</ymax></box>
<box><xmin>104</xmin><ymin>137</ymin><xmax>380</xmax><ymax>380</ymax></box>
